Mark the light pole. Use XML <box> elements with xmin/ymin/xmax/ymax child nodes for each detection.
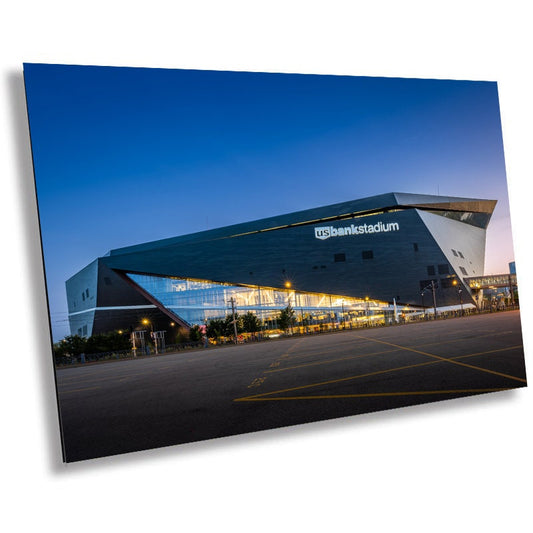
<box><xmin>228</xmin><ymin>296</ymin><xmax>238</xmax><ymax>344</ymax></box>
<box><xmin>452</xmin><ymin>279</ymin><xmax>464</xmax><ymax>316</ymax></box>
<box><xmin>285</xmin><ymin>281</ymin><xmax>293</xmax><ymax>335</ymax></box>
<box><xmin>431</xmin><ymin>280</ymin><xmax>437</xmax><ymax>319</ymax></box>
<box><xmin>298</xmin><ymin>293</ymin><xmax>305</xmax><ymax>334</ymax></box>
<box><xmin>421</xmin><ymin>281</ymin><xmax>438</xmax><ymax>319</ymax></box>
<box><xmin>257</xmin><ymin>285</ymin><xmax>265</xmax><ymax>338</ymax></box>
<box><xmin>142</xmin><ymin>318</ymin><xmax>158</xmax><ymax>354</ymax></box>
<box><xmin>203</xmin><ymin>317</ymin><xmax>209</xmax><ymax>347</ymax></box>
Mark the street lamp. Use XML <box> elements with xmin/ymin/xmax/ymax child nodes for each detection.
<box><xmin>421</xmin><ymin>281</ymin><xmax>438</xmax><ymax>319</ymax></box>
<box><xmin>285</xmin><ymin>284</ymin><xmax>294</xmax><ymax>335</ymax></box>
<box><xmin>142</xmin><ymin>317</ymin><xmax>159</xmax><ymax>354</ymax></box>
<box><xmin>452</xmin><ymin>279</ymin><xmax>464</xmax><ymax>316</ymax></box>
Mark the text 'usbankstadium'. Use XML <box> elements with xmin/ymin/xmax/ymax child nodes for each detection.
<box><xmin>314</xmin><ymin>221</ymin><xmax>400</xmax><ymax>240</ymax></box>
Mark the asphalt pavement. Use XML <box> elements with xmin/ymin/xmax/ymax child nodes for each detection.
<box><xmin>55</xmin><ymin>310</ymin><xmax>527</xmax><ymax>462</ymax></box>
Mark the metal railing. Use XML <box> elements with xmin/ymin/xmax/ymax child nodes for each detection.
<box><xmin>54</xmin><ymin>340</ymin><xmax>204</xmax><ymax>366</ymax></box>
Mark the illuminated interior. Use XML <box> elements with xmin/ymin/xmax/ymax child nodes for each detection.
<box><xmin>126</xmin><ymin>273</ymin><xmax>392</xmax><ymax>330</ymax></box>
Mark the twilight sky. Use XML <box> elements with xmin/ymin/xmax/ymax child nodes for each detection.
<box><xmin>23</xmin><ymin>64</ymin><xmax>514</xmax><ymax>341</ymax></box>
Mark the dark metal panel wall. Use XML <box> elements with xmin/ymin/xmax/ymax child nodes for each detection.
<box><xmin>96</xmin><ymin>260</ymin><xmax>154</xmax><ymax>308</ymax></box>
<box><xmin>102</xmin><ymin>209</ymin><xmax>469</xmax><ymax>307</ymax></box>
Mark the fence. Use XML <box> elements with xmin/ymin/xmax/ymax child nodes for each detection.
<box><xmin>54</xmin><ymin>304</ymin><xmax>519</xmax><ymax>367</ymax></box>
<box><xmin>55</xmin><ymin>340</ymin><xmax>204</xmax><ymax>366</ymax></box>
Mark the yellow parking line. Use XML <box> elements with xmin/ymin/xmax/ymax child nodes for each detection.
<box><xmin>275</xmin><ymin>330</ymin><xmax>514</xmax><ymax>365</ymax></box>
<box><xmin>265</xmin><ymin>347</ymin><xmax>399</xmax><ymax>373</ymax></box>
<box><xmin>355</xmin><ymin>336</ymin><xmax>526</xmax><ymax>384</ymax></box>
<box><xmin>234</xmin><ymin>346</ymin><xmax>524</xmax><ymax>401</ymax></box>
<box><xmin>266</xmin><ymin>342</ymin><xmax>522</xmax><ymax>375</ymax></box>
<box><xmin>238</xmin><ymin>361</ymin><xmax>443</xmax><ymax>400</ymax></box>
<box><xmin>234</xmin><ymin>388</ymin><xmax>511</xmax><ymax>401</ymax></box>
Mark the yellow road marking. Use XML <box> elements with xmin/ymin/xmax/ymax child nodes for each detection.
<box><xmin>281</xmin><ymin>342</ymin><xmax>392</xmax><ymax>362</ymax></box>
<box><xmin>247</xmin><ymin>377</ymin><xmax>266</xmax><ymax>388</ymax></box>
<box><xmin>354</xmin><ymin>336</ymin><xmax>526</xmax><ymax>384</ymax></box>
<box><xmin>265</xmin><ymin>333</ymin><xmax>519</xmax><ymax>374</ymax></box>
<box><xmin>234</xmin><ymin>388</ymin><xmax>511</xmax><ymax>401</ymax></box>
<box><xmin>265</xmin><ymin>347</ymin><xmax>404</xmax><ymax>373</ymax></box>
<box><xmin>234</xmin><ymin>346</ymin><xmax>524</xmax><ymax>401</ymax></box>
<box><xmin>272</xmin><ymin>330</ymin><xmax>515</xmax><ymax>366</ymax></box>
<box><xmin>246</xmin><ymin>338</ymin><xmax>307</xmax><ymax>389</ymax></box>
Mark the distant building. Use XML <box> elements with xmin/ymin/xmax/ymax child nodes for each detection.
<box><xmin>66</xmin><ymin>192</ymin><xmax>496</xmax><ymax>336</ymax></box>
<box><xmin>509</xmin><ymin>261</ymin><xmax>516</xmax><ymax>274</ymax></box>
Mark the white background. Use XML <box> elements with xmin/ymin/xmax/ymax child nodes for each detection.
<box><xmin>1</xmin><ymin>2</ymin><xmax>531</xmax><ymax>531</ymax></box>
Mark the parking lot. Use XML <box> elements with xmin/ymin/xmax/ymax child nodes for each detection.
<box><xmin>56</xmin><ymin>310</ymin><xmax>527</xmax><ymax>462</ymax></box>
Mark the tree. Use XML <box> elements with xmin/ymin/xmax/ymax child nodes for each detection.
<box><xmin>53</xmin><ymin>341</ymin><xmax>69</xmax><ymax>358</ymax></box>
<box><xmin>242</xmin><ymin>311</ymin><xmax>261</xmax><ymax>334</ymax></box>
<box><xmin>223</xmin><ymin>313</ymin><xmax>243</xmax><ymax>340</ymax></box>
<box><xmin>278</xmin><ymin>304</ymin><xmax>296</xmax><ymax>333</ymax></box>
<box><xmin>206</xmin><ymin>318</ymin><xmax>225</xmax><ymax>340</ymax></box>
<box><xmin>85</xmin><ymin>331</ymin><xmax>131</xmax><ymax>353</ymax></box>
<box><xmin>189</xmin><ymin>325</ymin><xmax>203</xmax><ymax>342</ymax></box>
<box><xmin>54</xmin><ymin>335</ymin><xmax>87</xmax><ymax>357</ymax></box>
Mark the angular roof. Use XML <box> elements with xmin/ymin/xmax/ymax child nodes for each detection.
<box><xmin>108</xmin><ymin>192</ymin><xmax>496</xmax><ymax>257</ymax></box>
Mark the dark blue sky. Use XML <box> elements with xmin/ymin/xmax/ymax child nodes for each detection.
<box><xmin>23</xmin><ymin>64</ymin><xmax>513</xmax><ymax>340</ymax></box>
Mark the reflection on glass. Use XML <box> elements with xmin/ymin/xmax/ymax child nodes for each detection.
<box><xmin>127</xmin><ymin>273</ymin><xmax>390</xmax><ymax>327</ymax></box>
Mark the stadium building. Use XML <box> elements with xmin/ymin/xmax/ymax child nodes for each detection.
<box><xmin>66</xmin><ymin>192</ymin><xmax>496</xmax><ymax>337</ymax></box>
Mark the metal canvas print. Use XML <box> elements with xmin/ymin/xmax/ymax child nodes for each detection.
<box><xmin>23</xmin><ymin>63</ymin><xmax>528</xmax><ymax>462</ymax></box>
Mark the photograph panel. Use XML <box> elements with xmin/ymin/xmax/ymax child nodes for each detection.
<box><xmin>23</xmin><ymin>64</ymin><xmax>527</xmax><ymax>462</ymax></box>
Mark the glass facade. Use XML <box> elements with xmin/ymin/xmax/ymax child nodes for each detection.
<box><xmin>126</xmin><ymin>273</ymin><xmax>391</xmax><ymax>329</ymax></box>
<box><xmin>425</xmin><ymin>209</ymin><xmax>491</xmax><ymax>229</ymax></box>
<box><xmin>466</xmin><ymin>273</ymin><xmax>517</xmax><ymax>289</ymax></box>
